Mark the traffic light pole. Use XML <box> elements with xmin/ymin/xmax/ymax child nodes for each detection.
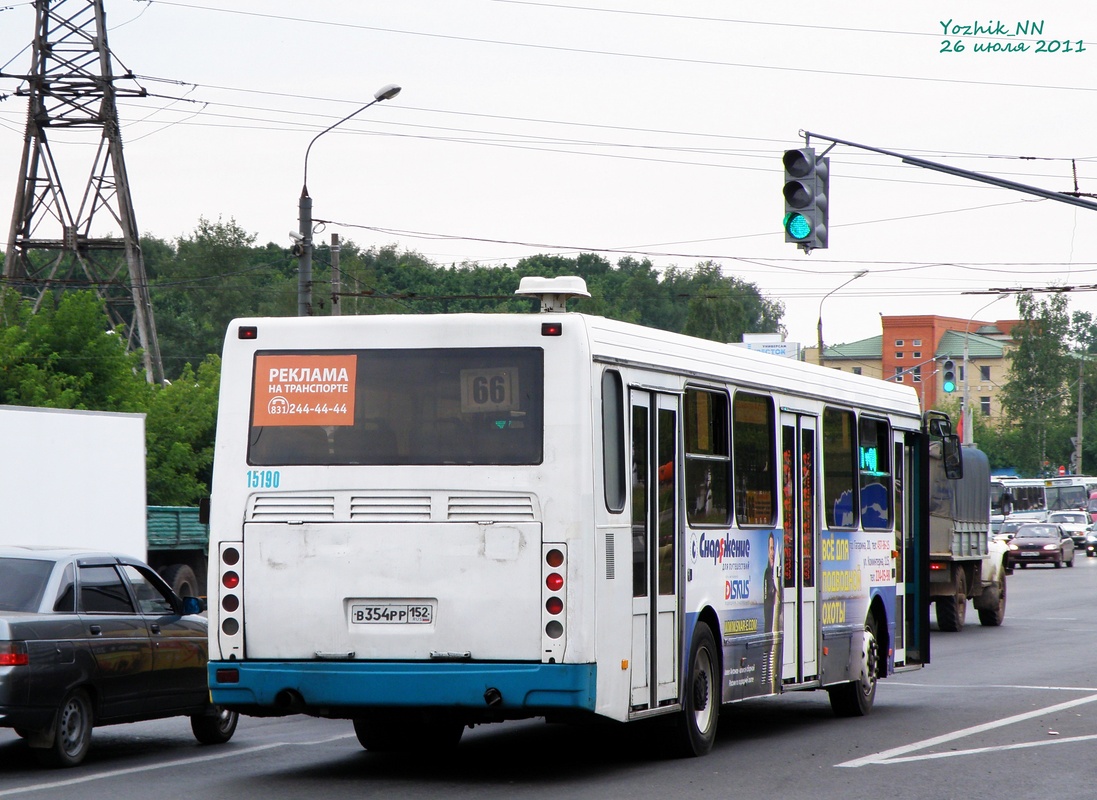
<box><xmin>801</xmin><ymin>132</ymin><xmax>1097</xmax><ymax>213</ymax></box>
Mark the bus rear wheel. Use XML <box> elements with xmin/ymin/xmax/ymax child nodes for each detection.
<box><xmin>353</xmin><ymin>711</ymin><xmax>464</xmax><ymax>753</ymax></box>
<box><xmin>672</xmin><ymin>622</ymin><xmax>719</xmax><ymax>757</ymax></box>
<box><xmin>828</xmin><ymin>616</ymin><xmax>878</xmax><ymax>718</ymax></box>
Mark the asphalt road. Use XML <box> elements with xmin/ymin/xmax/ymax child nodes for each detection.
<box><xmin>3</xmin><ymin>558</ymin><xmax>1096</xmax><ymax>799</ymax></box>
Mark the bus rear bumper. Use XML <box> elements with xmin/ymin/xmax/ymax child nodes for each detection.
<box><xmin>208</xmin><ymin>660</ymin><xmax>597</xmax><ymax>717</ymax></box>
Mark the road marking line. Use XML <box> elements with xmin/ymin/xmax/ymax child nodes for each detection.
<box><xmin>0</xmin><ymin>734</ymin><xmax>355</xmax><ymax>797</ymax></box>
<box><xmin>893</xmin><ymin>682</ymin><xmax>1097</xmax><ymax>692</ymax></box>
<box><xmin>872</xmin><ymin>733</ymin><xmax>1097</xmax><ymax>764</ymax></box>
<box><xmin>838</xmin><ymin>692</ymin><xmax>1097</xmax><ymax>767</ymax></box>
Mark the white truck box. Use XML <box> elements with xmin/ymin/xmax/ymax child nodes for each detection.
<box><xmin>0</xmin><ymin>405</ymin><xmax>146</xmax><ymax>560</ymax></box>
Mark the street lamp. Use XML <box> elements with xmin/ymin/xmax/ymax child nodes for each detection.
<box><xmin>298</xmin><ymin>83</ymin><xmax>401</xmax><ymax>316</ymax></box>
<box><xmin>816</xmin><ymin>270</ymin><xmax>868</xmax><ymax>363</ymax></box>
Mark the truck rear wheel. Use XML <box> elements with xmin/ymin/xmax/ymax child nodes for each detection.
<box><xmin>161</xmin><ymin>564</ymin><xmax>199</xmax><ymax>598</ymax></box>
<box><xmin>935</xmin><ymin>569</ymin><xmax>967</xmax><ymax>632</ymax></box>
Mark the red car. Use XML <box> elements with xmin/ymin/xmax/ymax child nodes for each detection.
<box><xmin>1007</xmin><ymin>523</ymin><xmax>1075</xmax><ymax>568</ymax></box>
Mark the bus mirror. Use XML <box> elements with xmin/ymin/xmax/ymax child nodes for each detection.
<box><xmin>943</xmin><ymin>434</ymin><xmax>963</xmax><ymax>480</ymax></box>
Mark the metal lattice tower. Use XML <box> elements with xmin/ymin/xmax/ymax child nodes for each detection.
<box><xmin>4</xmin><ymin>0</ymin><xmax>163</xmax><ymax>383</ymax></box>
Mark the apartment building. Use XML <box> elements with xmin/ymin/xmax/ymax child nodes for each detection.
<box><xmin>814</xmin><ymin>315</ymin><xmax>1018</xmax><ymax>421</ymax></box>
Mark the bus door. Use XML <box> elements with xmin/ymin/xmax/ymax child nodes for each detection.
<box><xmin>780</xmin><ymin>412</ymin><xmax>819</xmax><ymax>684</ymax></box>
<box><xmin>895</xmin><ymin>430</ymin><xmax>912</xmax><ymax>667</ymax></box>
<box><xmin>629</xmin><ymin>390</ymin><xmax>681</xmax><ymax>711</ymax></box>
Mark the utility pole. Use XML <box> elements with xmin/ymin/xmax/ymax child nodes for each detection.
<box><xmin>1076</xmin><ymin>357</ymin><xmax>1085</xmax><ymax>475</ymax></box>
<box><xmin>330</xmin><ymin>233</ymin><xmax>341</xmax><ymax>317</ymax></box>
<box><xmin>3</xmin><ymin>0</ymin><xmax>163</xmax><ymax>383</ymax></box>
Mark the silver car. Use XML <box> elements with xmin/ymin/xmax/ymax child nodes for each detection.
<box><xmin>1046</xmin><ymin>511</ymin><xmax>1090</xmax><ymax>548</ymax></box>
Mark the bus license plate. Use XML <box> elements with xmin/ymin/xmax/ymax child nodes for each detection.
<box><xmin>350</xmin><ymin>603</ymin><xmax>434</xmax><ymax>624</ymax></box>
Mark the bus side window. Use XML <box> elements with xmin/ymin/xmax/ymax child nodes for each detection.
<box><xmin>822</xmin><ymin>407</ymin><xmax>858</xmax><ymax>529</ymax></box>
<box><xmin>858</xmin><ymin>416</ymin><xmax>892</xmax><ymax>530</ymax></box>
<box><xmin>732</xmin><ymin>392</ymin><xmax>775</xmax><ymax>526</ymax></box>
<box><xmin>602</xmin><ymin>370</ymin><xmax>626</xmax><ymax>512</ymax></box>
<box><xmin>685</xmin><ymin>387</ymin><xmax>730</xmax><ymax>526</ymax></box>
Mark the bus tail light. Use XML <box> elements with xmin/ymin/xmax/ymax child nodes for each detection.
<box><xmin>0</xmin><ymin>641</ymin><xmax>28</xmax><ymax>666</ymax></box>
<box><xmin>217</xmin><ymin>544</ymin><xmax>244</xmax><ymax>658</ymax></box>
<box><xmin>542</xmin><ymin>545</ymin><xmax>567</xmax><ymax>662</ymax></box>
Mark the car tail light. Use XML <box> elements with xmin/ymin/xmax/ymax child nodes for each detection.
<box><xmin>0</xmin><ymin>641</ymin><xmax>28</xmax><ymax>666</ymax></box>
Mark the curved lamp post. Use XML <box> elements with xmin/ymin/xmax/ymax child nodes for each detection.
<box><xmin>298</xmin><ymin>83</ymin><xmax>401</xmax><ymax>316</ymax></box>
<box><xmin>816</xmin><ymin>270</ymin><xmax>868</xmax><ymax>363</ymax></box>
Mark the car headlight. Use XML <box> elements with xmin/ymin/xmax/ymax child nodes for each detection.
<box><xmin>1043</xmin><ymin>544</ymin><xmax>1060</xmax><ymax>551</ymax></box>
<box><xmin>1008</xmin><ymin>543</ymin><xmax>1019</xmax><ymax>551</ymax></box>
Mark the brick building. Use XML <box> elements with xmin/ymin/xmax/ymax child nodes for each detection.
<box><xmin>812</xmin><ymin>315</ymin><xmax>1019</xmax><ymax>420</ymax></box>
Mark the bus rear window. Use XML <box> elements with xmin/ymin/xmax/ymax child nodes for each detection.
<box><xmin>248</xmin><ymin>347</ymin><xmax>544</xmax><ymax>466</ymax></box>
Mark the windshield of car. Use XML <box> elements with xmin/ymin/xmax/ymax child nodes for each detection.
<box><xmin>0</xmin><ymin>557</ymin><xmax>55</xmax><ymax>612</ymax></box>
<box><xmin>1016</xmin><ymin>525</ymin><xmax>1058</xmax><ymax>539</ymax></box>
<box><xmin>1000</xmin><ymin>521</ymin><xmax>1023</xmax><ymax>534</ymax></box>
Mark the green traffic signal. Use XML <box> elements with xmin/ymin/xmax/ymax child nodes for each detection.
<box><xmin>942</xmin><ymin>359</ymin><xmax>957</xmax><ymax>393</ymax></box>
<box><xmin>782</xmin><ymin>147</ymin><xmax>829</xmax><ymax>251</ymax></box>
<box><xmin>784</xmin><ymin>212</ymin><xmax>812</xmax><ymax>240</ymax></box>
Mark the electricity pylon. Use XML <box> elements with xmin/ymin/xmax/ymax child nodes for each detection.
<box><xmin>3</xmin><ymin>0</ymin><xmax>163</xmax><ymax>383</ymax></box>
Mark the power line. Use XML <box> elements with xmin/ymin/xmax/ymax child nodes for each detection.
<box><xmin>143</xmin><ymin>1</ymin><xmax>1097</xmax><ymax>94</ymax></box>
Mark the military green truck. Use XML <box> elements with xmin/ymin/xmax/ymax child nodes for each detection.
<box><xmin>928</xmin><ymin>435</ymin><xmax>1009</xmax><ymax>632</ymax></box>
<box><xmin>147</xmin><ymin>505</ymin><xmax>210</xmax><ymax>598</ymax></box>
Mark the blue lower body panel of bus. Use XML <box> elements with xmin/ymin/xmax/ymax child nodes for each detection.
<box><xmin>208</xmin><ymin>661</ymin><xmax>597</xmax><ymax>715</ymax></box>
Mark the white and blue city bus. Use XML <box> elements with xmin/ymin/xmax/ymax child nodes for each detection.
<box><xmin>206</xmin><ymin>276</ymin><xmax>958</xmax><ymax>756</ymax></box>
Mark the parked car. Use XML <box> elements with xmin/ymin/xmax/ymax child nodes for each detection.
<box><xmin>0</xmin><ymin>547</ymin><xmax>237</xmax><ymax>767</ymax></box>
<box><xmin>1046</xmin><ymin>511</ymin><xmax>1090</xmax><ymax>548</ymax></box>
<box><xmin>1006</xmin><ymin>523</ymin><xmax>1075</xmax><ymax>568</ymax></box>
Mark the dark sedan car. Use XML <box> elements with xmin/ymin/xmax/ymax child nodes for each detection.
<box><xmin>0</xmin><ymin>547</ymin><xmax>237</xmax><ymax>767</ymax></box>
<box><xmin>1006</xmin><ymin>523</ymin><xmax>1076</xmax><ymax>569</ymax></box>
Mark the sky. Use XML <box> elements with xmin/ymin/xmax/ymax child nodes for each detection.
<box><xmin>2</xmin><ymin>0</ymin><xmax>1097</xmax><ymax>350</ymax></box>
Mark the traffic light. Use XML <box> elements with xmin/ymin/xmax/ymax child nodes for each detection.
<box><xmin>782</xmin><ymin>148</ymin><xmax>829</xmax><ymax>252</ymax></box>
<box><xmin>942</xmin><ymin>359</ymin><xmax>957</xmax><ymax>393</ymax></box>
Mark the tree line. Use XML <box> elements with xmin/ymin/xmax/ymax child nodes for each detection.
<box><xmin>2</xmin><ymin>217</ymin><xmax>1095</xmax><ymax>496</ymax></box>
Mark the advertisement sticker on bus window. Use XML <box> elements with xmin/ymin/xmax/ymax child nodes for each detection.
<box><xmin>460</xmin><ymin>367</ymin><xmax>519</xmax><ymax>414</ymax></box>
<box><xmin>253</xmin><ymin>354</ymin><xmax>356</xmax><ymax>426</ymax></box>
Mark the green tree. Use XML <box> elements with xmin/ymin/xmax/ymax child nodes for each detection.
<box><xmin>145</xmin><ymin>356</ymin><xmax>221</xmax><ymax>505</ymax></box>
<box><xmin>151</xmin><ymin>218</ymin><xmax>295</xmax><ymax>379</ymax></box>
<box><xmin>0</xmin><ymin>291</ymin><xmax>151</xmax><ymax>411</ymax></box>
<box><xmin>998</xmin><ymin>292</ymin><xmax>1073</xmax><ymax>475</ymax></box>
<box><xmin>678</xmin><ymin>261</ymin><xmax>785</xmax><ymax>342</ymax></box>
